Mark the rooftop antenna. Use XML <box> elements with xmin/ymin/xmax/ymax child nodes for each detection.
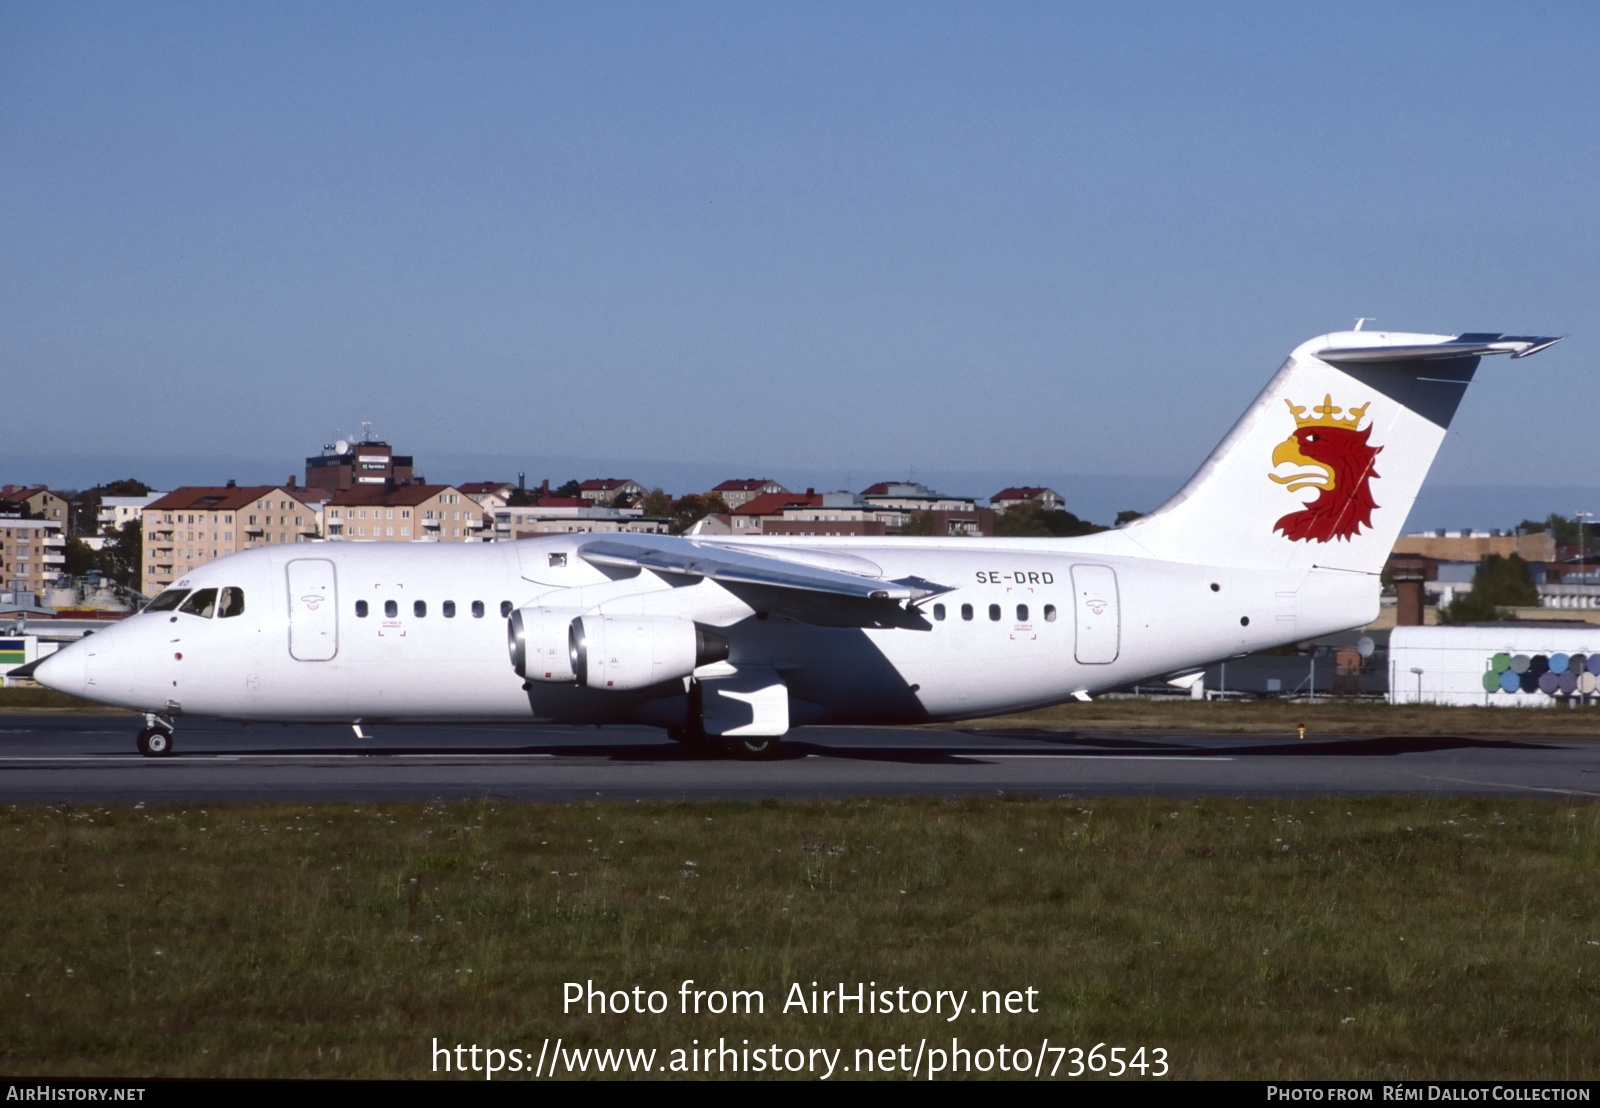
<box><xmin>1353</xmin><ymin>318</ymin><xmax>1374</xmax><ymax>331</ymax></box>
<box><xmin>361</xmin><ymin>421</ymin><xmax>374</xmax><ymax>442</ymax></box>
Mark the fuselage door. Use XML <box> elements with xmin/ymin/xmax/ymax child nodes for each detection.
<box><xmin>287</xmin><ymin>558</ymin><xmax>339</xmax><ymax>661</ymax></box>
<box><xmin>1071</xmin><ymin>564</ymin><xmax>1120</xmax><ymax>664</ymax></box>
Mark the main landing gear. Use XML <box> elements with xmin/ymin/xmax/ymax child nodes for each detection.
<box><xmin>137</xmin><ymin>714</ymin><xmax>175</xmax><ymax>758</ymax></box>
<box><xmin>667</xmin><ymin>726</ymin><xmax>782</xmax><ymax>760</ymax></box>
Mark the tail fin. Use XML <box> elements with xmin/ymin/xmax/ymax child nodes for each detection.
<box><xmin>1122</xmin><ymin>330</ymin><xmax>1562</xmax><ymax>573</ymax></box>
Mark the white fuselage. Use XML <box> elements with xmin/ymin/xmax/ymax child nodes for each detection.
<box><xmin>41</xmin><ymin>532</ymin><xmax>1376</xmax><ymax>729</ymax></box>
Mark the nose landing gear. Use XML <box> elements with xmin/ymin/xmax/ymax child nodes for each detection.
<box><xmin>137</xmin><ymin>714</ymin><xmax>176</xmax><ymax>758</ymax></box>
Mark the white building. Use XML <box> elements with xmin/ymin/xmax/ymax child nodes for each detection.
<box><xmin>493</xmin><ymin>504</ymin><xmax>667</xmax><ymax>538</ymax></box>
<box><xmin>98</xmin><ymin>494</ymin><xmax>167</xmax><ymax>532</ymax></box>
<box><xmin>1389</xmin><ymin>624</ymin><xmax>1600</xmax><ymax>706</ymax></box>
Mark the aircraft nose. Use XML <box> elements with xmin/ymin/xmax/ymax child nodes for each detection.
<box><xmin>32</xmin><ymin>641</ymin><xmax>88</xmax><ymax>698</ymax></box>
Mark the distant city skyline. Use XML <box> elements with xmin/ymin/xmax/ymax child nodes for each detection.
<box><xmin>2</xmin><ymin>445</ymin><xmax>1590</xmax><ymax>540</ymax></box>
<box><xmin>4</xmin><ymin>2</ymin><xmax>1596</xmax><ymax>530</ymax></box>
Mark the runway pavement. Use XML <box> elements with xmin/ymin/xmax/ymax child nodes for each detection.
<box><xmin>2</xmin><ymin>714</ymin><xmax>1599</xmax><ymax>803</ymax></box>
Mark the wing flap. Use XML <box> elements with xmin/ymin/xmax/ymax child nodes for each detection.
<box><xmin>577</xmin><ymin>538</ymin><xmax>948</xmax><ymax>601</ymax></box>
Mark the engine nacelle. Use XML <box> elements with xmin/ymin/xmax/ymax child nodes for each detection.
<box><xmin>508</xmin><ymin>606</ymin><xmax>583</xmax><ymax>682</ymax></box>
<box><xmin>570</xmin><ymin>615</ymin><xmax>729</xmax><ymax>691</ymax></box>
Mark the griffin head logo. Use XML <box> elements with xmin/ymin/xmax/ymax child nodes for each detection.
<box><xmin>1269</xmin><ymin>394</ymin><xmax>1382</xmax><ymax>543</ymax></box>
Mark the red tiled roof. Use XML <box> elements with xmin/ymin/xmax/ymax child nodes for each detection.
<box><xmin>732</xmin><ymin>491</ymin><xmax>822</xmax><ymax>516</ymax></box>
<box><xmin>712</xmin><ymin>478</ymin><xmax>776</xmax><ymax>492</ymax></box>
<box><xmin>147</xmin><ymin>486</ymin><xmax>312</xmax><ymax>512</ymax></box>
<box><xmin>0</xmin><ymin>485</ymin><xmax>57</xmax><ymax>505</ymax></box>
<box><xmin>579</xmin><ymin>478</ymin><xmax>635</xmax><ymax>490</ymax></box>
<box><xmin>993</xmin><ymin>487</ymin><xmax>1052</xmax><ymax>501</ymax></box>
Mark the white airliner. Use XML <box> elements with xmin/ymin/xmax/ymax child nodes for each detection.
<box><xmin>28</xmin><ymin>329</ymin><xmax>1561</xmax><ymax>757</ymax></box>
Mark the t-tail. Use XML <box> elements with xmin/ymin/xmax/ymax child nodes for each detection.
<box><xmin>1121</xmin><ymin>330</ymin><xmax>1563</xmax><ymax>574</ymax></box>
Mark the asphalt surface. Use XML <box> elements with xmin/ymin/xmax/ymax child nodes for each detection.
<box><xmin>2</xmin><ymin>714</ymin><xmax>1599</xmax><ymax>803</ymax></box>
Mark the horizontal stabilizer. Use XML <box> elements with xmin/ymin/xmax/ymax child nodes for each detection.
<box><xmin>578</xmin><ymin>538</ymin><xmax>949</xmax><ymax>601</ymax></box>
<box><xmin>1317</xmin><ymin>334</ymin><xmax>1563</xmax><ymax>363</ymax></box>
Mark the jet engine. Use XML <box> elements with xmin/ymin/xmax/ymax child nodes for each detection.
<box><xmin>507</xmin><ymin>606</ymin><xmax>584</xmax><ymax>682</ymax></box>
<box><xmin>569</xmin><ymin>615</ymin><xmax>729</xmax><ymax>691</ymax></box>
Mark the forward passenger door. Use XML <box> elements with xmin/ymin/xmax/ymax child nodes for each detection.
<box><xmin>287</xmin><ymin>558</ymin><xmax>339</xmax><ymax>661</ymax></box>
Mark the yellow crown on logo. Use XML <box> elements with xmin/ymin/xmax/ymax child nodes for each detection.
<box><xmin>1285</xmin><ymin>394</ymin><xmax>1369</xmax><ymax>430</ymax></box>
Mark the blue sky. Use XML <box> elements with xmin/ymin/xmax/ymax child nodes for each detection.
<box><xmin>2</xmin><ymin>1</ymin><xmax>1597</xmax><ymax>527</ymax></box>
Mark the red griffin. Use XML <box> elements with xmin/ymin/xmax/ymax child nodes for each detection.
<box><xmin>1269</xmin><ymin>395</ymin><xmax>1381</xmax><ymax>543</ymax></box>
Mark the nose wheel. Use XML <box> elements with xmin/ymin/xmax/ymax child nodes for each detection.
<box><xmin>137</xmin><ymin>716</ymin><xmax>175</xmax><ymax>757</ymax></box>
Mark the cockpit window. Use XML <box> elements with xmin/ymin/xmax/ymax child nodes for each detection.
<box><xmin>178</xmin><ymin>588</ymin><xmax>218</xmax><ymax>618</ymax></box>
<box><xmin>218</xmin><ymin>587</ymin><xmax>245</xmax><ymax>618</ymax></box>
<box><xmin>145</xmin><ymin>589</ymin><xmax>192</xmax><ymax>613</ymax></box>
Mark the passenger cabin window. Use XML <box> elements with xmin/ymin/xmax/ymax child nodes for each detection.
<box><xmin>933</xmin><ymin>603</ymin><xmax>946</xmax><ymax>621</ymax></box>
<box><xmin>414</xmin><ymin>600</ymin><xmax>427</xmax><ymax>618</ymax></box>
<box><xmin>145</xmin><ymin>589</ymin><xmax>191</xmax><ymax>613</ymax></box>
<box><xmin>384</xmin><ymin>600</ymin><xmax>398</xmax><ymax>618</ymax></box>
<box><xmin>472</xmin><ymin>601</ymin><xmax>485</xmax><ymax>618</ymax></box>
<box><xmin>355</xmin><ymin>600</ymin><xmax>369</xmax><ymax>618</ymax></box>
<box><xmin>179</xmin><ymin>588</ymin><xmax>218</xmax><ymax>618</ymax></box>
<box><xmin>961</xmin><ymin>603</ymin><xmax>974</xmax><ymax>621</ymax></box>
<box><xmin>1017</xmin><ymin>604</ymin><xmax>1028</xmax><ymax>622</ymax></box>
<box><xmin>218</xmin><ymin>587</ymin><xmax>245</xmax><ymax>618</ymax></box>
<box><xmin>1044</xmin><ymin>604</ymin><xmax>1057</xmax><ymax>622</ymax></box>
<box><xmin>500</xmin><ymin>601</ymin><xmax>512</xmax><ymax>618</ymax></box>
<box><xmin>988</xmin><ymin>604</ymin><xmax>1001</xmax><ymax>622</ymax></box>
<box><xmin>443</xmin><ymin>600</ymin><xmax>456</xmax><ymax>618</ymax></box>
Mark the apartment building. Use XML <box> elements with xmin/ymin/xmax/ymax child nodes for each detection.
<box><xmin>140</xmin><ymin>486</ymin><xmax>317</xmax><ymax>596</ymax></box>
<box><xmin>762</xmin><ymin>491</ymin><xmax>888</xmax><ymax>537</ymax></box>
<box><xmin>708</xmin><ymin>478</ymin><xmax>788</xmax><ymax>510</ymax></box>
<box><xmin>99</xmin><ymin>494</ymin><xmax>167</xmax><ymax>533</ymax></box>
<box><xmin>578</xmin><ymin>478</ymin><xmax>644</xmax><ymax>506</ymax></box>
<box><xmin>0</xmin><ymin>517</ymin><xmax>66</xmax><ymax>594</ymax></box>
<box><xmin>459</xmin><ymin>482</ymin><xmax>516</xmax><ymax>515</ymax></box>
<box><xmin>0</xmin><ymin>485</ymin><xmax>69</xmax><ymax>527</ymax></box>
<box><xmin>493</xmin><ymin>499</ymin><xmax>667</xmax><ymax>538</ymax></box>
<box><xmin>1391</xmin><ymin>528</ymin><xmax>1557</xmax><ymax>564</ymax></box>
<box><xmin>990</xmin><ymin>486</ymin><xmax>1065</xmax><ymax>512</ymax></box>
<box><xmin>730</xmin><ymin>490</ymin><xmax>826</xmax><ymax>534</ymax></box>
<box><xmin>324</xmin><ymin>485</ymin><xmax>484</xmax><ymax>542</ymax></box>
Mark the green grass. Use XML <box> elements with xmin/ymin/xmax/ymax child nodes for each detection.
<box><xmin>0</xmin><ymin>686</ymin><xmax>132</xmax><ymax>713</ymax></box>
<box><xmin>4</xmin><ymin>797</ymin><xmax>1599</xmax><ymax>1079</ymax></box>
<box><xmin>965</xmin><ymin>696</ymin><xmax>1600</xmax><ymax>737</ymax></box>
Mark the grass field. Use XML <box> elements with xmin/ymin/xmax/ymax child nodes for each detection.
<box><xmin>4</xmin><ymin>796</ymin><xmax>1599</xmax><ymax>1079</ymax></box>
<box><xmin>965</xmin><ymin>696</ymin><xmax>1600</xmax><ymax>738</ymax></box>
<box><xmin>0</xmin><ymin>686</ymin><xmax>134</xmax><ymax>713</ymax></box>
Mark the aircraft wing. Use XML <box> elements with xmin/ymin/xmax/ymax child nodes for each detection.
<box><xmin>577</xmin><ymin>538</ymin><xmax>950</xmax><ymax>602</ymax></box>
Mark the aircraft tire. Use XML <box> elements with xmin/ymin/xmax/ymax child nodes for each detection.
<box><xmin>136</xmin><ymin>727</ymin><xmax>174</xmax><ymax>758</ymax></box>
<box><xmin>727</xmin><ymin>736</ymin><xmax>781</xmax><ymax>760</ymax></box>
